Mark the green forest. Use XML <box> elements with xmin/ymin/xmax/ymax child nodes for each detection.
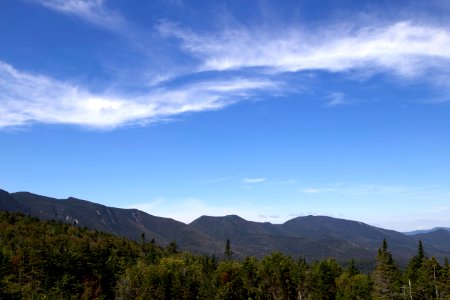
<box><xmin>1</xmin><ymin>211</ymin><xmax>450</xmax><ymax>299</ymax></box>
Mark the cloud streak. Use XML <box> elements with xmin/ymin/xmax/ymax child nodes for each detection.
<box><xmin>0</xmin><ymin>61</ymin><xmax>278</xmax><ymax>128</ymax></box>
<box><xmin>301</xmin><ymin>183</ymin><xmax>443</xmax><ymax>197</ymax></box>
<box><xmin>159</xmin><ymin>21</ymin><xmax>450</xmax><ymax>77</ymax></box>
<box><xmin>324</xmin><ymin>92</ymin><xmax>347</xmax><ymax>107</ymax></box>
<box><xmin>33</xmin><ymin>0</ymin><xmax>126</xmax><ymax>31</ymax></box>
<box><xmin>241</xmin><ymin>178</ymin><xmax>266</xmax><ymax>184</ymax></box>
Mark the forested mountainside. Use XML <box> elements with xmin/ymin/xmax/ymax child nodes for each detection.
<box><xmin>1</xmin><ymin>188</ymin><xmax>450</xmax><ymax>265</ymax></box>
<box><xmin>1</xmin><ymin>211</ymin><xmax>450</xmax><ymax>299</ymax></box>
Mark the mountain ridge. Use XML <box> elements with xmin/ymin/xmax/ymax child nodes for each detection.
<box><xmin>1</xmin><ymin>188</ymin><xmax>449</xmax><ymax>265</ymax></box>
<box><xmin>403</xmin><ymin>227</ymin><xmax>450</xmax><ymax>236</ymax></box>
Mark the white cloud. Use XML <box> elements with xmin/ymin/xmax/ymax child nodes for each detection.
<box><xmin>201</xmin><ymin>175</ymin><xmax>242</xmax><ymax>184</ymax></box>
<box><xmin>300</xmin><ymin>183</ymin><xmax>445</xmax><ymax>198</ymax></box>
<box><xmin>301</xmin><ymin>188</ymin><xmax>326</xmax><ymax>194</ymax></box>
<box><xmin>159</xmin><ymin>21</ymin><xmax>450</xmax><ymax>78</ymax></box>
<box><xmin>0</xmin><ymin>61</ymin><xmax>278</xmax><ymax>128</ymax></box>
<box><xmin>325</xmin><ymin>92</ymin><xmax>347</xmax><ymax>107</ymax></box>
<box><xmin>5</xmin><ymin>10</ymin><xmax>450</xmax><ymax>129</ymax></box>
<box><xmin>241</xmin><ymin>177</ymin><xmax>266</xmax><ymax>184</ymax></box>
<box><xmin>259</xmin><ymin>214</ymin><xmax>280</xmax><ymax>219</ymax></box>
<box><xmin>33</xmin><ymin>0</ymin><xmax>125</xmax><ymax>31</ymax></box>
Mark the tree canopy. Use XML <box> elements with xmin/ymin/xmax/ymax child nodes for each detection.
<box><xmin>1</xmin><ymin>211</ymin><xmax>449</xmax><ymax>299</ymax></box>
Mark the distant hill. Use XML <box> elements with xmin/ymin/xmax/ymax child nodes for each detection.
<box><xmin>1</xmin><ymin>188</ymin><xmax>449</xmax><ymax>265</ymax></box>
<box><xmin>189</xmin><ymin>214</ymin><xmax>448</xmax><ymax>265</ymax></box>
<box><xmin>413</xmin><ymin>229</ymin><xmax>450</xmax><ymax>253</ymax></box>
<box><xmin>189</xmin><ymin>214</ymin><xmax>374</xmax><ymax>262</ymax></box>
<box><xmin>403</xmin><ymin>227</ymin><xmax>450</xmax><ymax>236</ymax></box>
<box><xmin>281</xmin><ymin>215</ymin><xmax>426</xmax><ymax>263</ymax></box>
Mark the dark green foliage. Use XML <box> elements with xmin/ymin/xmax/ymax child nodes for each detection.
<box><xmin>347</xmin><ymin>259</ymin><xmax>360</xmax><ymax>277</ymax></box>
<box><xmin>117</xmin><ymin>254</ymin><xmax>211</xmax><ymax>299</ymax></box>
<box><xmin>404</xmin><ymin>241</ymin><xmax>441</xmax><ymax>299</ymax></box>
<box><xmin>0</xmin><ymin>211</ymin><xmax>142</xmax><ymax>299</ymax></box>
<box><xmin>440</xmin><ymin>257</ymin><xmax>450</xmax><ymax>298</ymax></box>
<box><xmin>224</xmin><ymin>238</ymin><xmax>233</xmax><ymax>260</ymax></box>
<box><xmin>166</xmin><ymin>241</ymin><xmax>178</xmax><ymax>255</ymax></box>
<box><xmin>240</xmin><ymin>256</ymin><xmax>259</xmax><ymax>298</ymax></box>
<box><xmin>3</xmin><ymin>211</ymin><xmax>450</xmax><ymax>299</ymax></box>
<box><xmin>336</xmin><ymin>272</ymin><xmax>373</xmax><ymax>300</ymax></box>
<box><xmin>336</xmin><ymin>260</ymin><xmax>373</xmax><ymax>299</ymax></box>
<box><xmin>372</xmin><ymin>239</ymin><xmax>402</xmax><ymax>299</ymax></box>
<box><xmin>404</xmin><ymin>240</ymin><xmax>427</xmax><ymax>298</ymax></box>
<box><xmin>308</xmin><ymin>258</ymin><xmax>343</xmax><ymax>299</ymax></box>
<box><xmin>258</xmin><ymin>252</ymin><xmax>299</xmax><ymax>299</ymax></box>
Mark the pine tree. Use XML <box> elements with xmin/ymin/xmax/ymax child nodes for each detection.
<box><xmin>347</xmin><ymin>258</ymin><xmax>359</xmax><ymax>277</ymax></box>
<box><xmin>146</xmin><ymin>238</ymin><xmax>158</xmax><ymax>264</ymax></box>
<box><xmin>404</xmin><ymin>240</ymin><xmax>430</xmax><ymax>299</ymax></box>
<box><xmin>439</xmin><ymin>256</ymin><xmax>450</xmax><ymax>298</ymax></box>
<box><xmin>224</xmin><ymin>239</ymin><xmax>233</xmax><ymax>260</ymax></box>
<box><xmin>406</xmin><ymin>240</ymin><xmax>426</xmax><ymax>276</ymax></box>
<box><xmin>372</xmin><ymin>239</ymin><xmax>401</xmax><ymax>299</ymax></box>
<box><xmin>309</xmin><ymin>258</ymin><xmax>342</xmax><ymax>300</ymax></box>
<box><xmin>166</xmin><ymin>241</ymin><xmax>178</xmax><ymax>255</ymax></box>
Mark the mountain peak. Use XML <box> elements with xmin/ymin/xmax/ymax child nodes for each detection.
<box><xmin>190</xmin><ymin>214</ymin><xmax>246</xmax><ymax>224</ymax></box>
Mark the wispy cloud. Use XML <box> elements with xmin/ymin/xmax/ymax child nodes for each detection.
<box><xmin>241</xmin><ymin>177</ymin><xmax>266</xmax><ymax>184</ymax></box>
<box><xmin>301</xmin><ymin>183</ymin><xmax>443</xmax><ymax>197</ymax></box>
<box><xmin>259</xmin><ymin>214</ymin><xmax>280</xmax><ymax>220</ymax></box>
<box><xmin>301</xmin><ymin>188</ymin><xmax>329</xmax><ymax>194</ymax></box>
<box><xmin>5</xmin><ymin>6</ymin><xmax>450</xmax><ymax>129</ymax></box>
<box><xmin>159</xmin><ymin>21</ymin><xmax>450</xmax><ymax>78</ymax></box>
<box><xmin>325</xmin><ymin>92</ymin><xmax>347</xmax><ymax>107</ymax></box>
<box><xmin>33</xmin><ymin>0</ymin><xmax>125</xmax><ymax>31</ymax></box>
<box><xmin>0</xmin><ymin>61</ymin><xmax>278</xmax><ymax>129</ymax></box>
<box><xmin>200</xmin><ymin>175</ymin><xmax>243</xmax><ymax>184</ymax></box>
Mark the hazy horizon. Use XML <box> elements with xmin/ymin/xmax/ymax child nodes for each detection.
<box><xmin>1</xmin><ymin>0</ymin><xmax>450</xmax><ymax>232</ymax></box>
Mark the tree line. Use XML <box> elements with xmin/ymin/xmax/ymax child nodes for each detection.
<box><xmin>1</xmin><ymin>211</ymin><xmax>450</xmax><ymax>299</ymax></box>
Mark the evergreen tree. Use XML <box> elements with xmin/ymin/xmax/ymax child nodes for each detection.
<box><xmin>258</xmin><ymin>252</ymin><xmax>298</xmax><ymax>299</ymax></box>
<box><xmin>241</xmin><ymin>256</ymin><xmax>259</xmax><ymax>298</ymax></box>
<box><xmin>224</xmin><ymin>239</ymin><xmax>233</xmax><ymax>260</ymax></box>
<box><xmin>215</xmin><ymin>260</ymin><xmax>245</xmax><ymax>299</ymax></box>
<box><xmin>406</xmin><ymin>240</ymin><xmax>426</xmax><ymax>279</ymax></box>
<box><xmin>309</xmin><ymin>258</ymin><xmax>342</xmax><ymax>300</ymax></box>
<box><xmin>336</xmin><ymin>272</ymin><xmax>373</xmax><ymax>300</ymax></box>
<box><xmin>146</xmin><ymin>238</ymin><xmax>158</xmax><ymax>264</ymax></box>
<box><xmin>166</xmin><ymin>241</ymin><xmax>178</xmax><ymax>255</ymax></box>
<box><xmin>404</xmin><ymin>240</ymin><xmax>433</xmax><ymax>299</ymax></box>
<box><xmin>439</xmin><ymin>256</ymin><xmax>450</xmax><ymax>298</ymax></box>
<box><xmin>372</xmin><ymin>239</ymin><xmax>401</xmax><ymax>299</ymax></box>
<box><xmin>420</xmin><ymin>256</ymin><xmax>441</xmax><ymax>299</ymax></box>
<box><xmin>0</xmin><ymin>250</ymin><xmax>10</xmax><ymax>299</ymax></box>
<box><xmin>347</xmin><ymin>259</ymin><xmax>360</xmax><ymax>277</ymax></box>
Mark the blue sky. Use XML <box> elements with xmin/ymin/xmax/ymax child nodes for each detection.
<box><xmin>1</xmin><ymin>0</ymin><xmax>450</xmax><ymax>231</ymax></box>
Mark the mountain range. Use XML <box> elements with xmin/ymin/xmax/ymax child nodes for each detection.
<box><xmin>403</xmin><ymin>227</ymin><xmax>450</xmax><ymax>235</ymax></box>
<box><xmin>1</xmin><ymin>188</ymin><xmax>450</xmax><ymax>267</ymax></box>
